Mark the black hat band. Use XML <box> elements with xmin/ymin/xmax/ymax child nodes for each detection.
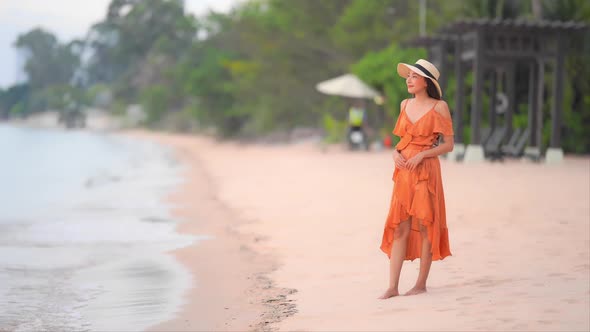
<box><xmin>413</xmin><ymin>63</ymin><xmax>437</xmax><ymax>81</ymax></box>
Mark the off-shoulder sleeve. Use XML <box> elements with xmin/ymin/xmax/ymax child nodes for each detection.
<box><xmin>433</xmin><ymin>111</ymin><xmax>454</xmax><ymax>136</ymax></box>
<box><xmin>392</xmin><ymin>100</ymin><xmax>407</xmax><ymax>137</ymax></box>
<box><xmin>392</xmin><ymin>113</ymin><xmax>405</xmax><ymax>137</ymax></box>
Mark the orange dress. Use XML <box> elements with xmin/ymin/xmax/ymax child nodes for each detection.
<box><xmin>380</xmin><ymin>99</ymin><xmax>453</xmax><ymax>261</ymax></box>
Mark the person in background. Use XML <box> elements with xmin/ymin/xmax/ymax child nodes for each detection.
<box><xmin>347</xmin><ymin>100</ymin><xmax>368</xmax><ymax>150</ymax></box>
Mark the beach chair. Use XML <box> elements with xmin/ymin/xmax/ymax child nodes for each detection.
<box><xmin>524</xmin><ymin>147</ymin><xmax>542</xmax><ymax>162</ymax></box>
<box><xmin>504</xmin><ymin>127</ymin><xmax>530</xmax><ymax>158</ymax></box>
<box><xmin>509</xmin><ymin>127</ymin><xmax>541</xmax><ymax>161</ymax></box>
<box><xmin>500</xmin><ymin>128</ymin><xmax>522</xmax><ymax>155</ymax></box>
<box><xmin>481</xmin><ymin>126</ymin><xmax>492</xmax><ymax>145</ymax></box>
<box><xmin>484</xmin><ymin>126</ymin><xmax>508</xmax><ymax>160</ymax></box>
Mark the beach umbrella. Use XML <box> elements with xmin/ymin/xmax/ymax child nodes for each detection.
<box><xmin>315</xmin><ymin>74</ymin><xmax>380</xmax><ymax>99</ymax></box>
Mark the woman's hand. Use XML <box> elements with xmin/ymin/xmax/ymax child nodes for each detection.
<box><xmin>406</xmin><ymin>152</ymin><xmax>424</xmax><ymax>171</ymax></box>
<box><xmin>393</xmin><ymin>150</ymin><xmax>407</xmax><ymax>169</ymax></box>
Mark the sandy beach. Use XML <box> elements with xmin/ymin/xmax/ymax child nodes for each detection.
<box><xmin>130</xmin><ymin>130</ymin><xmax>590</xmax><ymax>331</ymax></box>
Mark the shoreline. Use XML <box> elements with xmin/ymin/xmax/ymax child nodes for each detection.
<box><xmin>123</xmin><ymin>131</ymin><xmax>296</xmax><ymax>331</ymax></box>
<box><xmin>0</xmin><ymin>125</ymin><xmax>198</xmax><ymax>330</ymax></box>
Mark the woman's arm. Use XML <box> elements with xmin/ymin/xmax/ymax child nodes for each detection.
<box><xmin>422</xmin><ymin>100</ymin><xmax>454</xmax><ymax>158</ymax></box>
<box><xmin>421</xmin><ymin>134</ymin><xmax>454</xmax><ymax>158</ymax></box>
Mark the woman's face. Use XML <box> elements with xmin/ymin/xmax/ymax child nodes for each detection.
<box><xmin>406</xmin><ymin>72</ymin><xmax>427</xmax><ymax>94</ymax></box>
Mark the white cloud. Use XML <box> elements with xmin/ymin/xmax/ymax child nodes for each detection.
<box><xmin>185</xmin><ymin>0</ymin><xmax>244</xmax><ymax>16</ymax></box>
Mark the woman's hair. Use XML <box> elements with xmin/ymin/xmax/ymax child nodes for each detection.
<box><xmin>425</xmin><ymin>78</ymin><xmax>441</xmax><ymax>100</ymax></box>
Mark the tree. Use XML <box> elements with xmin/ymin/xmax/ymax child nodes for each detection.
<box><xmin>14</xmin><ymin>28</ymin><xmax>80</xmax><ymax>90</ymax></box>
<box><xmin>331</xmin><ymin>0</ymin><xmax>410</xmax><ymax>57</ymax></box>
<box><xmin>85</xmin><ymin>0</ymin><xmax>197</xmax><ymax>91</ymax></box>
<box><xmin>0</xmin><ymin>84</ymin><xmax>30</xmax><ymax>118</ymax></box>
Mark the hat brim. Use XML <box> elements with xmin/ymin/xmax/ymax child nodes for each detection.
<box><xmin>397</xmin><ymin>63</ymin><xmax>443</xmax><ymax>97</ymax></box>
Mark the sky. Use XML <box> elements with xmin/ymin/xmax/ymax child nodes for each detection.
<box><xmin>0</xmin><ymin>0</ymin><xmax>242</xmax><ymax>89</ymax></box>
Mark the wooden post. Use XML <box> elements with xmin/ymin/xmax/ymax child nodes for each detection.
<box><xmin>506</xmin><ymin>63</ymin><xmax>515</xmax><ymax>138</ymax></box>
<box><xmin>439</xmin><ymin>43</ymin><xmax>449</xmax><ymax>97</ymax></box>
<box><xmin>489</xmin><ymin>69</ymin><xmax>497</xmax><ymax>130</ymax></box>
<box><xmin>463</xmin><ymin>30</ymin><xmax>486</xmax><ymax>162</ymax></box>
<box><xmin>470</xmin><ymin>31</ymin><xmax>484</xmax><ymax>145</ymax></box>
<box><xmin>528</xmin><ymin>63</ymin><xmax>538</xmax><ymax>146</ymax></box>
<box><xmin>550</xmin><ymin>38</ymin><xmax>565</xmax><ymax>148</ymax></box>
<box><xmin>535</xmin><ymin>60</ymin><xmax>545</xmax><ymax>149</ymax></box>
<box><xmin>454</xmin><ymin>37</ymin><xmax>464</xmax><ymax>144</ymax></box>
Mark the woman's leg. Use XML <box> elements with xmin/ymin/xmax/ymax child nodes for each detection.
<box><xmin>378</xmin><ymin>219</ymin><xmax>410</xmax><ymax>299</ymax></box>
<box><xmin>405</xmin><ymin>223</ymin><xmax>432</xmax><ymax>296</ymax></box>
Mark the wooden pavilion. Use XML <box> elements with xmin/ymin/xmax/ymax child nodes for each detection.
<box><xmin>407</xmin><ymin>18</ymin><xmax>588</xmax><ymax>163</ymax></box>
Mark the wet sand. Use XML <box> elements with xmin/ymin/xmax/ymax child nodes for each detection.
<box><xmin>131</xmin><ymin>130</ymin><xmax>590</xmax><ymax>331</ymax></box>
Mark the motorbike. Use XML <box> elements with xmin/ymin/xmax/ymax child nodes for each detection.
<box><xmin>347</xmin><ymin>126</ymin><xmax>369</xmax><ymax>151</ymax></box>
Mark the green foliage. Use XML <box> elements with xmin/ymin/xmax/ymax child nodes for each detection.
<box><xmin>86</xmin><ymin>0</ymin><xmax>196</xmax><ymax>94</ymax></box>
<box><xmin>513</xmin><ymin>105</ymin><xmax>529</xmax><ymax>129</ymax></box>
<box><xmin>9</xmin><ymin>102</ymin><xmax>25</xmax><ymax>117</ymax></box>
<box><xmin>14</xmin><ymin>28</ymin><xmax>80</xmax><ymax>90</ymax></box>
<box><xmin>87</xmin><ymin>84</ymin><xmax>113</xmax><ymax>108</ymax></box>
<box><xmin>541</xmin><ymin>0</ymin><xmax>590</xmax><ymax>21</ymax></box>
<box><xmin>322</xmin><ymin>113</ymin><xmax>347</xmax><ymax>143</ymax></box>
<box><xmin>4</xmin><ymin>0</ymin><xmax>589</xmax><ymax>153</ymax></box>
<box><xmin>111</xmin><ymin>99</ymin><xmax>127</xmax><ymax>116</ymax></box>
<box><xmin>330</xmin><ymin>0</ymin><xmax>397</xmax><ymax>57</ymax></box>
<box><xmin>352</xmin><ymin>44</ymin><xmax>426</xmax><ymax>127</ymax></box>
<box><xmin>21</xmin><ymin>85</ymin><xmax>88</xmax><ymax>115</ymax></box>
<box><xmin>0</xmin><ymin>84</ymin><xmax>30</xmax><ymax>118</ymax></box>
<box><xmin>140</xmin><ymin>85</ymin><xmax>170</xmax><ymax>124</ymax></box>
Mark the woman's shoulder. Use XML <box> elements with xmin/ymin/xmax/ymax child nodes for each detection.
<box><xmin>399</xmin><ymin>98</ymin><xmax>412</xmax><ymax>110</ymax></box>
<box><xmin>433</xmin><ymin>99</ymin><xmax>451</xmax><ymax>119</ymax></box>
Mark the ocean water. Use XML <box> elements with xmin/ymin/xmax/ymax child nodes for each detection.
<box><xmin>0</xmin><ymin>125</ymin><xmax>200</xmax><ymax>331</ymax></box>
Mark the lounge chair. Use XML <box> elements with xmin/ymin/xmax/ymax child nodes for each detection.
<box><xmin>500</xmin><ymin>128</ymin><xmax>522</xmax><ymax>155</ymax></box>
<box><xmin>484</xmin><ymin>126</ymin><xmax>508</xmax><ymax>160</ymax></box>
<box><xmin>504</xmin><ymin>127</ymin><xmax>530</xmax><ymax>158</ymax></box>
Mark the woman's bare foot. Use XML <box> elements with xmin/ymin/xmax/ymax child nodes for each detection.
<box><xmin>378</xmin><ymin>288</ymin><xmax>400</xmax><ymax>299</ymax></box>
<box><xmin>404</xmin><ymin>286</ymin><xmax>427</xmax><ymax>296</ymax></box>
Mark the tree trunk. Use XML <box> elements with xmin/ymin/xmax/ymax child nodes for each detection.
<box><xmin>531</xmin><ymin>0</ymin><xmax>543</xmax><ymax>20</ymax></box>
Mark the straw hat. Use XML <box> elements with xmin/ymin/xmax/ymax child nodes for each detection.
<box><xmin>397</xmin><ymin>59</ymin><xmax>442</xmax><ymax>97</ymax></box>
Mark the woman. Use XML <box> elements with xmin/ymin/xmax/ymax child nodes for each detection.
<box><xmin>378</xmin><ymin>59</ymin><xmax>454</xmax><ymax>299</ymax></box>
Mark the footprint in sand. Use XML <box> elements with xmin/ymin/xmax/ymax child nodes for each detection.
<box><xmin>479</xmin><ymin>283</ymin><xmax>497</xmax><ymax>288</ymax></box>
<box><xmin>448</xmin><ymin>270</ymin><xmax>465</xmax><ymax>278</ymax></box>
<box><xmin>456</xmin><ymin>296</ymin><xmax>472</xmax><ymax>301</ymax></box>
<box><xmin>561</xmin><ymin>298</ymin><xmax>579</xmax><ymax>304</ymax></box>
<box><xmin>544</xmin><ymin>251</ymin><xmax>561</xmax><ymax>257</ymax></box>
<box><xmin>547</xmin><ymin>272</ymin><xmax>566</xmax><ymax>277</ymax></box>
<box><xmin>375</xmin><ymin>308</ymin><xmax>408</xmax><ymax>316</ymax></box>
